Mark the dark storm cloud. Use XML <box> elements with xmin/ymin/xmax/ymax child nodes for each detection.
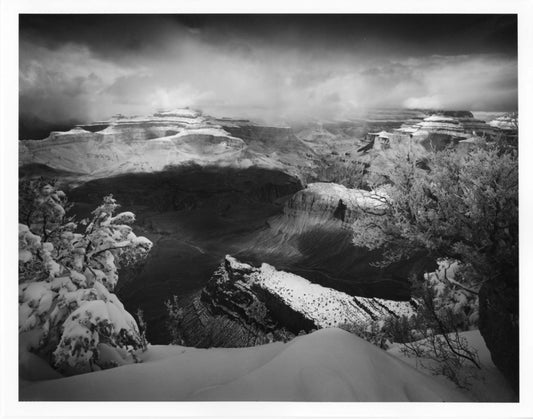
<box><xmin>20</xmin><ymin>14</ymin><xmax>517</xmax><ymax>58</ymax></box>
<box><xmin>19</xmin><ymin>14</ymin><xmax>517</xmax><ymax>135</ymax></box>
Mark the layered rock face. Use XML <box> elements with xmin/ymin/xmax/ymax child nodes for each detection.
<box><xmin>488</xmin><ymin>113</ymin><xmax>518</xmax><ymax>131</ymax></box>
<box><xmin>176</xmin><ymin>292</ymin><xmax>293</xmax><ymax>348</ymax></box>
<box><xmin>409</xmin><ymin>113</ymin><xmax>497</xmax><ymax>139</ymax></box>
<box><xmin>236</xmin><ymin>182</ymin><xmax>420</xmax><ymax>301</ymax></box>
<box><xmin>19</xmin><ymin>109</ymin><xmax>319</xmax><ymax>183</ymax></box>
<box><xmin>397</xmin><ymin>112</ymin><xmax>495</xmax><ymax>151</ymax></box>
<box><xmin>285</xmin><ymin>182</ymin><xmax>386</xmax><ymax>224</ymax></box>
<box><xmin>20</xmin><ymin>111</ymin><xmax>241</xmax><ymax>178</ymax></box>
<box><xmin>176</xmin><ymin>255</ymin><xmax>418</xmax><ymax>347</ymax></box>
<box><xmin>355</xmin><ymin>110</ymin><xmax>500</xmax><ymax>155</ymax></box>
<box><xmin>224</xmin><ymin>256</ymin><xmax>417</xmax><ymax>330</ymax></box>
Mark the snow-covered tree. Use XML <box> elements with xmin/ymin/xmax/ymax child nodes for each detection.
<box><xmin>351</xmin><ymin>142</ymin><xmax>518</xmax><ymax>391</ymax></box>
<box><xmin>19</xmin><ymin>179</ymin><xmax>153</xmax><ymax>374</ymax></box>
<box><xmin>352</xmin><ymin>144</ymin><xmax>518</xmax><ymax>287</ymax></box>
<box><xmin>422</xmin><ymin>259</ymin><xmax>479</xmax><ymax>329</ymax></box>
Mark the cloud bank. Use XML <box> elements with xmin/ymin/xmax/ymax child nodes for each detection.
<box><xmin>19</xmin><ymin>15</ymin><xmax>518</xmax><ymax>131</ymax></box>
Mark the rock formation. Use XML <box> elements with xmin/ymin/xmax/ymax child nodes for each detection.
<box><xmin>284</xmin><ymin>182</ymin><xmax>386</xmax><ymax>224</ymax></box>
<box><xmin>19</xmin><ymin>108</ymin><xmax>319</xmax><ymax>184</ymax></box>
<box><xmin>405</xmin><ymin>112</ymin><xmax>496</xmax><ymax>139</ymax></box>
<box><xmin>293</xmin><ymin>109</ymin><xmax>426</xmax><ymax>160</ymax></box>
<box><xmin>488</xmin><ymin>113</ymin><xmax>518</xmax><ymax>131</ymax></box>
<box><xmin>354</xmin><ymin>110</ymin><xmax>498</xmax><ymax>155</ymax></box>
<box><xmin>176</xmin><ymin>255</ymin><xmax>418</xmax><ymax>347</ymax></box>
<box><xmin>236</xmin><ymin>182</ymin><xmax>417</xmax><ymax>302</ymax></box>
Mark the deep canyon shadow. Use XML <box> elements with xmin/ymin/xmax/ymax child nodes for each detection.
<box><xmin>67</xmin><ymin>164</ymin><xmax>414</xmax><ymax>343</ymax></box>
<box><xmin>68</xmin><ymin>165</ymin><xmax>301</xmax><ymax>342</ymax></box>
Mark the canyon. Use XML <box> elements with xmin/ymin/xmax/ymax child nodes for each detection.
<box><xmin>19</xmin><ymin>108</ymin><xmax>514</xmax><ymax>345</ymax></box>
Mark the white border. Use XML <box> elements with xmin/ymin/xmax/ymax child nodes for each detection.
<box><xmin>2</xmin><ymin>0</ymin><xmax>532</xmax><ymax>418</ymax></box>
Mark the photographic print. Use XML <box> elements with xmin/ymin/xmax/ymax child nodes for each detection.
<box><xmin>15</xmin><ymin>12</ymin><xmax>519</xmax><ymax>404</ymax></box>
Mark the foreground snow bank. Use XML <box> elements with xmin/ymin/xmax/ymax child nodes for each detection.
<box><xmin>20</xmin><ymin>328</ymin><xmax>469</xmax><ymax>401</ymax></box>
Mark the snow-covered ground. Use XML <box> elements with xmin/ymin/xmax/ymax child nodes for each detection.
<box><xmin>19</xmin><ymin>327</ymin><xmax>514</xmax><ymax>402</ymax></box>
<box><xmin>388</xmin><ymin>330</ymin><xmax>517</xmax><ymax>402</ymax></box>
<box><xmin>21</xmin><ymin>328</ymin><xmax>477</xmax><ymax>402</ymax></box>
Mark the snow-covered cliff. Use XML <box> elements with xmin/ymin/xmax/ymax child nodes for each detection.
<box><xmin>285</xmin><ymin>182</ymin><xmax>387</xmax><ymax>224</ymax></box>
<box><xmin>19</xmin><ymin>109</ymin><xmax>318</xmax><ymax>182</ymax></box>
<box><xmin>396</xmin><ymin>112</ymin><xmax>497</xmax><ymax>140</ymax></box>
<box><xmin>488</xmin><ymin>113</ymin><xmax>518</xmax><ymax>131</ymax></box>
<box><xmin>200</xmin><ymin>255</ymin><xmax>417</xmax><ymax>337</ymax></box>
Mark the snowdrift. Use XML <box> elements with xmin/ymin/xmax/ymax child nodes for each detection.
<box><xmin>21</xmin><ymin>328</ymin><xmax>470</xmax><ymax>402</ymax></box>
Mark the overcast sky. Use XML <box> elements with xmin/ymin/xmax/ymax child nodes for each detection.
<box><xmin>19</xmin><ymin>14</ymin><xmax>517</xmax><ymax>131</ymax></box>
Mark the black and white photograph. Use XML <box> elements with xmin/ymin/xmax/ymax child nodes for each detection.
<box><xmin>1</xmin><ymin>0</ymin><xmax>532</xmax><ymax>417</ymax></box>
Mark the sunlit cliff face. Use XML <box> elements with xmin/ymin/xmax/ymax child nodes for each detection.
<box><xmin>19</xmin><ymin>14</ymin><xmax>517</xmax><ymax>131</ymax></box>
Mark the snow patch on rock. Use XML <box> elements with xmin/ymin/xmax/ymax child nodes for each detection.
<box><xmin>222</xmin><ymin>255</ymin><xmax>416</xmax><ymax>331</ymax></box>
<box><xmin>251</xmin><ymin>258</ymin><xmax>416</xmax><ymax>329</ymax></box>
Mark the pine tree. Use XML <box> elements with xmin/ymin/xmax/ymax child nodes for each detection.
<box><xmin>19</xmin><ymin>179</ymin><xmax>153</xmax><ymax>374</ymax></box>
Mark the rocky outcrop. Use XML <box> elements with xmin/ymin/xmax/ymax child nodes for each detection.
<box><xmin>237</xmin><ymin>182</ymin><xmax>415</xmax><ymax>301</ymax></box>
<box><xmin>176</xmin><ymin>292</ymin><xmax>294</xmax><ymax>348</ymax></box>
<box><xmin>285</xmin><ymin>182</ymin><xmax>387</xmax><ymax>224</ymax></box>
<box><xmin>188</xmin><ymin>256</ymin><xmax>418</xmax><ymax>346</ymax></box>
<box><xmin>201</xmin><ymin>257</ymin><xmax>317</xmax><ymax>335</ymax></box>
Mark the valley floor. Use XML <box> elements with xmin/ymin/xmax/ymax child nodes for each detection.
<box><xmin>19</xmin><ymin>328</ymin><xmax>515</xmax><ymax>402</ymax></box>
